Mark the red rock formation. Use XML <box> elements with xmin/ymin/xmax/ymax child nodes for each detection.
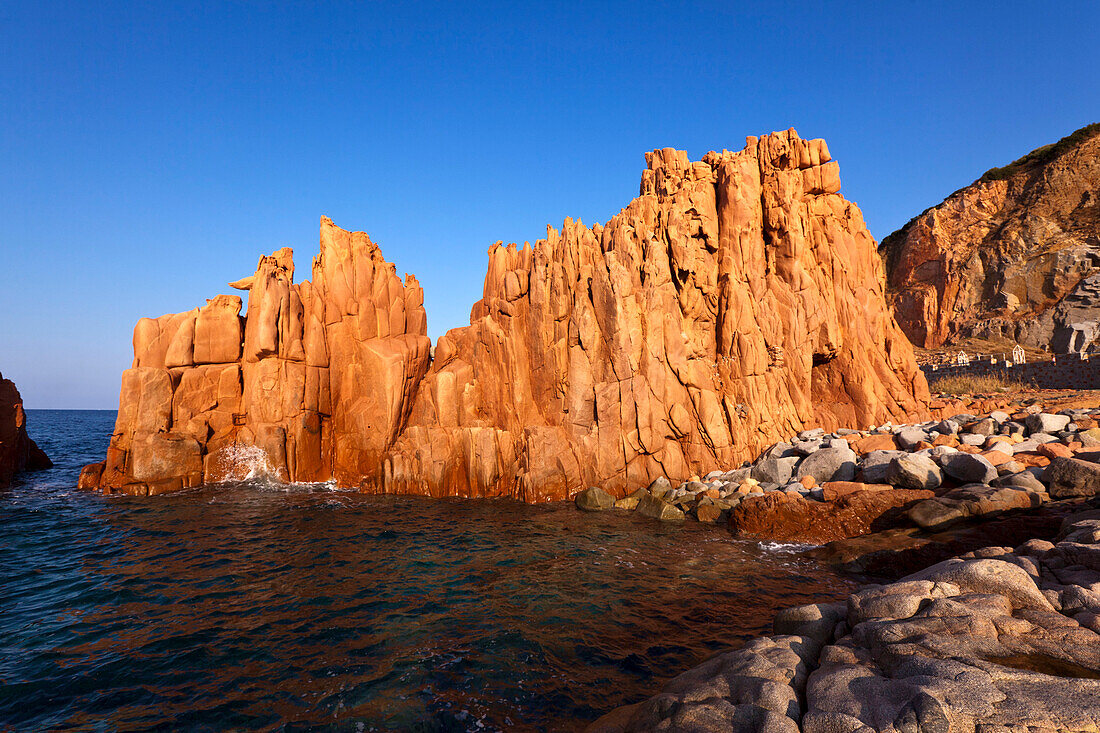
<box><xmin>0</xmin><ymin>372</ymin><xmax>52</xmax><ymax>488</ymax></box>
<box><xmin>882</xmin><ymin>123</ymin><xmax>1100</xmax><ymax>349</ymax></box>
<box><xmin>727</xmin><ymin>489</ymin><xmax>934</xmax><ymax>544</ymax></box>
<box><xmin>81</xmin><ymin>129</ymin><xmax>930</xmax><ymax>499</ymax></box>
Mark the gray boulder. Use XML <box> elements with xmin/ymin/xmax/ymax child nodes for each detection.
<box><xmin>896</xmin><ymin>427</ymin><xmax>929</xmax><ymax>449</ymax></box>
<box><xmin>939</xmin><ymin>453</ymin><xmax>997</xmax><ymax>484</ymax></box>
<box><xmin>886</xmin><ymin>454</ymin><xmax>942</xmax><ymax>490</ymax></box>
<box><xmin>575</xmin><ymin>486</ymin><xmax>615</xmax><ymax>511</ymax></box>
<box><xmin>796</xmin><ymin>446</ymin><xmax>857</xmax><ymax>483</ymax></box>
<box><xmin>860</xmin><ymin>450</ymin><xmax>908</xmax><ymax>483</ymax></box>
<box><xmin>1025</xmin><ymin>412</ymin><xmax>1072</xmax><ymax>435</ymax></box>
<box><xmin>1043</xmin><ymin>457</ymin><xmax>1100</xmax><ymax>498</ymax></box>
<box><xmin>646</xmin><ymin>476</ymin><xmax>672</xmax><ymax>499</ymax></box>
<box><xmin>637</xmin><ymin>492</ymin><xmax>685</xmax><ymax>521</ymax></box>
<box><xmin>934</xmin><ymin>418</ymin><xmax>959</xmax><ymax>435</ymax></box>
<box><xmin>995</xmin><ymin>471</ymin><xmax>1046</xmax><ymax>493</ymax></box>
<box><xmin>751</xmin><ymin>455</ymin><xmax>799</xmax><ymax>486</ymax></box>
<box><xmin>792</xmin><ymin>438</ymin><xmax>825</xmax><ymax>456</ymax></box>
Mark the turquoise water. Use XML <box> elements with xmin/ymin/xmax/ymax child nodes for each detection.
<box><xmin>1</xmin><ymin>410</ymin><xmax>854</xmax><ymax>731</ymax></box>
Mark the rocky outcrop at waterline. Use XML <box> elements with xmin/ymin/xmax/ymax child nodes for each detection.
<box><xmin>0</xmin><ymin>372</ymin><xmax>51</xmax><ymax>488</ymax></box>
<box><xmin>881</xmin><ymin>123</ymin><xmax>1100</xmax><ymax>350</ymax></box>
<box><xmin>572</xmin><ymin>402</ymin><xmax>1100</xmax><ymax>545</ymax></box>
<box><xmin>81</xmin><ymin>129</ymin><xmax>929</xmax><ymax>499</ymax></box>
<box><xmin>587</xmin><ymin>504</ymin><xmax>1100</xmax><ymax>732</ymax></box>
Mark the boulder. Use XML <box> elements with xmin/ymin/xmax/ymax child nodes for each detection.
<box><xmin>613</xmin><ymin>487</ymin><xmax>649</xmax><ymax>510</ymax></box>
<box><xmin>575</xmin><ymin>486</ymin><xmax>615</xmax><ymax>511</ymax></box>
<box><xmin>728</xmin><ymin>489</ymin><xmax>933</xmax><ymax>544</ymax></box>
<box><xmin>896</xmin><ymin>427</ymin><xmax>929</xmax><ymax>449</ymax></box>
<box><xmin>820</xmin><ymin>481</ymin><xmax>891</xmax><ymax>501</ymax></box>
<box><xmin>796</xmin><ymin>446</ymin><xmax>858</xmax><ymax>484</ymax></box>
<box><xmin>851</xmin><ymin>433</ymin><xmax>897</xmax><ymax>454</ymax></box>
<box><xmin>860</xmin><ymin>450</ymin><xmax>908</xmax><ymax>483</ymax></box>
<box><xmin>908</xmin><ymin>485</ymin><xmax>1042</xmax><ymax>530</ymax></box>
<box><xmin>886</xmin><ymin>454</ymin><xmax>942</xmax><ymax>490</ymax></box>
<box><xmin>694</xmin><ymin>503</ymin><xmax>725</xmax><ymax>523</ymax></box>
<box><xmin>645</xmin><ymin>476</ymin><xmax>673</xmax><ymax>499</ymax></box>
<box><xmin>995</xmin><ymin>471</ymin><xmax>1047</xmax><ymax>493</ymax></box>
<box><xmin>637</xmin><ymin>492</ymin><xmax>685</xmax><ymax>522</ymax></box>
<box><xmin>1043</xmin><ymin>457</ymin><xmax>1100</xmax><ymax>498</ymax></box>
<box><xmin>939</xmin><ymin>452</ymin><xmax>998</xmax><ymax>484</ymax></box>
<box><xmin>1026</xmin><ymin>412</ymin><xmax>1072</xmax><ymax>435</ymax></box>
<box><xmin>751</xmin><ymin>454</ymin><xmax>800</xmax><ymax>486</ymax></box>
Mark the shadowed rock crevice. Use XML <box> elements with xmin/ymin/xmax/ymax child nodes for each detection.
<box><xmin>81</xmin><ymin>129</ymin><xmax>930</xmax><ymax>499</ymax></box>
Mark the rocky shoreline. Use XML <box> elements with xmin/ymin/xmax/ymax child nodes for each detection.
<box><xmin>581</xmin><ymin>405</ymin><xmax>1100</xmax><ymax>730</ymax></box>
<box><xmin>587</xmin><ymin>501</ymin><xmax>1100</xmax><ymax>731</ymax></box>
<box><xmin>577</xmin><ymin>403</ymin><xmax>1100</xmax><ymax>544</ymax></box>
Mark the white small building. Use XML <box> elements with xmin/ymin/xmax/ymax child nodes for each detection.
<box><xmin>955</xmin><ymin>351</ymin><xmax>970</xmax><ymax>366</ymax></box>
<box><xmin>1012</xmin><ymin>344</ymin><xmax>1026</xmax><ymax>365</ymax></box>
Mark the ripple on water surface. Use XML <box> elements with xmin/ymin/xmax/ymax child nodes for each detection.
<box><xmin>1</xmin><ymin>410</ymin><xmax>856</xmax><ymax>731</ymax></box>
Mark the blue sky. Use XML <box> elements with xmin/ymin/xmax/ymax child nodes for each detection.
<box><xmin>2</xmin><ymin>1</ymin><xmax>1098</xmax><ymax>408</ymax></box>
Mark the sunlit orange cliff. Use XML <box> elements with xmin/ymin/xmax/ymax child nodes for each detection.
<box><xmin>79</xmin><ymin>129</ymin><xmax>930</xmax><ymax>500</ymax></box>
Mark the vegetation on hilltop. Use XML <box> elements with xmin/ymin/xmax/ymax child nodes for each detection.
<box><xmin>978</xmin><ymin>122</ymin><xmax>1100</xmax><ymax>182</ymax></box>
<box><xmin>928</xmin><ymin>373</ymin><xmax>1031</xmax><ymax>395</ymax></box>
<box><xmin>877</xmin><ymin>122</ymin><xmax>1100</xmax><ymax>268</ymax></box>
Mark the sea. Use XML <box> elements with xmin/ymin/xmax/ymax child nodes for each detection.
<box><xmin>1</xmin><ymin>410</ymin><xmax>856</xmax><ymax>731</ymax></box>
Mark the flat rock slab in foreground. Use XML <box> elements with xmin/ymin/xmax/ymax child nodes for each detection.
<box><xmin>589</xmin><ymin>506</ymin><xmax>1100</xmax><ymax>732</ymax></box>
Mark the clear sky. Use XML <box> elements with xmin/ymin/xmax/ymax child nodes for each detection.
<box><xmin>2</xmin><ymin>1</ymin><xmax>1098</xmax><ymax>408</ymax></box>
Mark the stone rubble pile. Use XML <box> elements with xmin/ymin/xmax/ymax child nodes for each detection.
<box><xmin>576</xmin><ymin>405</ymin><xmax>1100</xmax><ymax>544</ymax></box>
<box><xmin>587</xmin><ymin>504</ymin><xmax>1100</xmax><ymax>732</ymax></box>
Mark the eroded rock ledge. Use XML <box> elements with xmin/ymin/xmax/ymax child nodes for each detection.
<box><xmin>587</xmin><ymin>505</ymin><xmax>1100</xmax><ymax>732</ymax></box>
<box><xmin>0</xmin><ymin>372</ymin><xmax>51</xmax><ymax>488</ymax></box>
<box><xmin>81</xmin><ymin>129</ymin><xmax>929</xmax><ymax>500</ymax></box>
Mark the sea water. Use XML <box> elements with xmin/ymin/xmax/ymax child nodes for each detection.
<box><xmin>1</xmin><ymin>410</ymin><xmax>855</xmax><ymax>731</ymax></box>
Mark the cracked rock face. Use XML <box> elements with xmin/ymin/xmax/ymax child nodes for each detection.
<box><xmin>81</xmin><ymin>129</ymin><xmax>929</xmax><ymax>499</ymax></box>
<box><xmin>881</xmin><ymin>126</ymin><xmax>1100</xmax><ymax>350</ymax></box>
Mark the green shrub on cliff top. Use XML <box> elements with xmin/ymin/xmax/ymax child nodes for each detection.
<box><xmin>978</xmin><ymin>122</ymin><xmax>1100</xmax><ymax>182</ymax></box>
<box><xmin>878</xmin><ymin>122</ymin><xmax>1100</xmax><ymax>270</ymax></box>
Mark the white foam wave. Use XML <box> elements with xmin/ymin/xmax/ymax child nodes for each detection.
<box><xmin>757</xmin><ymin>540</ymin><xmax>819</xmax><ymax>552</ymax></box>
<box><xmin>215</xmin><ymin>443</ymin><xmax>280</xmax><ymax>483</ymax></box>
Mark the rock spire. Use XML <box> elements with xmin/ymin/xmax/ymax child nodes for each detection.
<box><xmin>81</xmin><ymin>129</ymin><xmax>929</xmax><ymax>499</ymax></box>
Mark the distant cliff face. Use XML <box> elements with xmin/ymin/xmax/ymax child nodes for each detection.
<box><xmin>881</xmin><ymin>124</ymin><xmax>1100</xmax><ymax>350</ymax></box>
<box><xmin>0</xmin><ymin>372</ymin><xmax>51</xmax><ymax>487</ymax></box>
<box><xmin>81</xmin><ymin>129</ymin><xmax>929</xmax><ymax>500</ymax></box>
